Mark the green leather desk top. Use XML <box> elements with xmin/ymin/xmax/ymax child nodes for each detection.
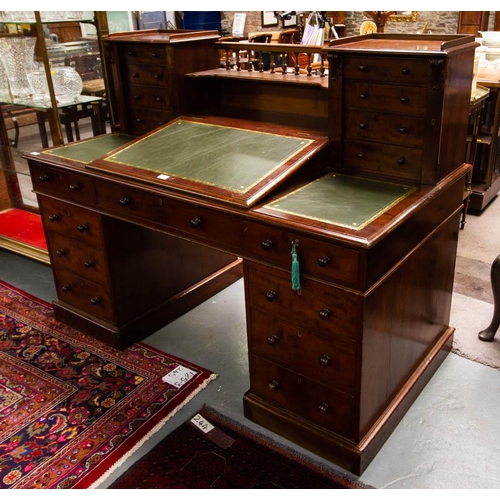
<box><xmin>262</xmin><ymin>173</ymin><xmax>416</xmax><ymax>230</ymax></box>
<box><xmin>87</xmin><ymin>117</ymin><xmax>327</xmax><ymax>208</ymax></box>
<box><xmin>100</xmin><ymin>120</ymin><xmax>312</xmax><ymax>193</ymax></box>
<box><xmin>42</xmin><ymin>134</ymin><xmax>135</xmax><ymax>164</ymax></box>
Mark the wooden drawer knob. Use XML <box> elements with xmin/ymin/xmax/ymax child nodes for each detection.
<box><xmin>358</xmin><ymin>64</ymin><xmax>368</xmax><ymax>72</ymax></box>
<box><xmin>319</xmin><ymin>354</ymin><xmax>331</xmax><ymax>366</ymax></box>
<box><xmin>84</xmin><ymin>260</ymin><xmax>95</xmax><ymax>268</ymax></box>
<box><xmin>119</xmin><ymin>197</ymin><xmax>131</xmax><ymax>206</ymax></box>
<box><xmin>77</xmin><ymin>224</ymin><xmax>88</xmax><ymax>232</ymax></box>
<box><xmin>69</xmin><ymin>183</ymin><xmax>81</xmax><ymax>191</ymax></box>
<box><xmin>318</xmin><ymin>402</ymin><xmax>329</xmax><ymax>414</ymax></box>
<box><xmin>48</xmin><ymin>214</ymin><xmax>59</xmax><ymax>222</ymax></box>
<box><xmin>62</xmin><ymin>284</ymin><xmax>72</xmax><ymax>292</ymax></box>
<box><xmin>127</xmin><ymin>50</ymin><xmax>135</xmax><ymax>56</ymax></box>
<box><xmin>155</xmin><ymin>96</ymin><xmax>164</xmax><ymax>102</ymax></box>
<box><xmin>397</xmin><ymin>157</ymin><xmax>406</xmax><ymax>165</ymax></box>
<box><xmin>90</xmin><ymin>296</ymin><xmax>101</xmax><ymax>305</ymax></box>
<box><xmin>359</xmin><ymin>122</ymin><xmax>367</xmax><ymax>129</ymax></box>
<box><xmin>190</xmin><ymin>217</ymin><xmax>202</xmax><ymax>228</ymax></box>
<box><xmin>268</xmin><ymin>380</ymin><xmax>279</xmax><ymax>391</ymax></box>
<box><xmin>401</xmin><ymin>67</ymin><xmax>410</xmax><ymax>75</ymax></box>
<box><xmin>319</xmin><ymin>308</ymin><xmax>331</xmax><ymax>320</ymax></box>
<box><xmin>357</xmin><ymin>153</ymin><xmax>365</xmax><ymax>160</ymax></box>
<box><xmin>151</xmin><ymin>52</ymin><xmax>159</xmax><ymax>58</ymax></box>
<box><xmin>56</xmin><ymin>248</ymin><xmax>66</xmax><ymax>257</ymax></box>
<box><xmin>267</xmin><ymin>334</ymin><xmax>279</xmax><ymax>345</ymax></box>
<box><xmin>261</xmin><ymin>239</ymin><xmax>274</xmax><ymax>250</ymax></box>
<box><xmin>265</xmin><ymin>290</ymin><xmax>277</xmax><ymax>302</ymax></box>
<box><xmin>400</xmin><ymin>96</ymin><xmax>409</xmax><ymax>104</ymax></box>
<box><xmin>133</xmin><ymin>94</ymin><xmax>140</xmax><ymax>100</ymax></box>
<box><xmin>153</xmin><ymin>74</ymin><xmax>161</xmax><ymax>80</ymax></box>
<box><xmin>317</xmin><ymin>256</ymin><xmax>331</xmax><ymax>267</ymax></box>
<box><xmin>131</xmin><ymin>72</ymin><xmax>139</xmax><ymax>78</ymax></box>
<box><xmin>398</xmin><ymin>126</ymin><xmax>407</xmax><ymax>134</ymax></box>
<box><xmin>359</xmin><ymin>92</ymin><xmax>367</xmax><ymax>99</ymax></box>
<box><xmin>39</xmin><ymin>174</ymin><xmax>51</xmax><ymax>182</ymax></box>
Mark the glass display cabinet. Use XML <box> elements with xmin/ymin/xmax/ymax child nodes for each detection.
<box><xmin>0</xmin><ymin>11</ymin><xmax>110</xmax><ymax>262</ymax></box>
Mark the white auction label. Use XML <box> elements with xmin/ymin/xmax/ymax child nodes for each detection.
<box><xmin>162</xmin><ymin>364</ymin><xmax>196</xmax><ymax>388</ymax></box>
<box><xmin>157</xmin><ymin>174</ymin><xmax>169</xmax><ymax>180</ymax></box>
<box><xmin>190</xmin><ymin>414</ymin><xmax>214</xmax><ymax>434</ymax></box>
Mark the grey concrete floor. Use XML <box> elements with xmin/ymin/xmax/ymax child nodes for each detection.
<box><xmin>2</xmin><ymin>118</ymin><xmax>500</xmax><ymax>488</ymax></box>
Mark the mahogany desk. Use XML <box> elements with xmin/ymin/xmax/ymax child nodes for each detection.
<box><xmin>26</xmin><ymin>115</ymin><xmax>468</xmax><ymax>474</ymax></box>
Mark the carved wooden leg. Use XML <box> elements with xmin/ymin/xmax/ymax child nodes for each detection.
<box><xmin>479</xmin><ymin>254</ymin><xmax>500</xmax><ymax>341</ymax></box>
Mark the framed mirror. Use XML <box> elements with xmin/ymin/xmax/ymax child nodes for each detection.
<box><xmin>389</xmin><ymin>11</ymin><xmax>417</xmax><ymax>22</ymax></box>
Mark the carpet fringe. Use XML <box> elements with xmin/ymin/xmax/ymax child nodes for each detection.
<box><xmin>89</xmin><ymin>373</ymin><xmax>218</xmax><ymax>489</ymax></box>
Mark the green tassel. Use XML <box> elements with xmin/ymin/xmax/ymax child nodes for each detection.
<box><xmin>291</xmin><ymin>241</ymin><xmax>301</xmax><ymax>293</ymax></box>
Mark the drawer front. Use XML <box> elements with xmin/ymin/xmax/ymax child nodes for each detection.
<box><xmin>39</xmin><ymin>197</ymin><xmax>104</xmax><ymax>246</ymax></box>
<box><xmin>343</xmin><ymin>55</ymin><xmax>430</xmax><ymax>85</ymax></box>
<box><xmin>54</xmin><ymin>268</ymin><xmax>114</xmax><ymax>322</ymax></box>
<box><xmin>47</xmin><ymin>232</ymin><xmax>109</xmax><ymax>287</ymax></box>
<box><xmin>124</xmin><ymin>64</ymin><xmax>168</xmax><ymax>87</ymax></box>
<box><xmin>243</xmin><ymin>222</ymin><xmax>359</xmax><ymax>287</ymax></box>
<box><xmin>344</xmin><ymin>82</ymin><xmax>427</xmax><ymax>116</ymax></box>
<box><xmin>30</xmin><ymin>162</ymin><xmax>96</xmax><ymax>205</ymax></box>
<box><xmin>249</xmin><ymin>309</ymin><xmax>356</xmax><ymax>391</ymax></box>
<box><xmin>246</xmin><ymin>262</ymin><xmax>361</xmax><ymax>341</ymax></box>
<box><xmin>120</xmin><ymin>43</ymin><xmax>167</xmax><ymax>65</ymax></box>
<box><xmin>344</xmin><ymin>110</ymin><xmax>425</xmax><ymax>148</ymax></box>
<box><xmin>95</xmin><ymin>180</ymin><xmax>243</xmax><ymax>250</ymax></box>
<box><xmin>249</xmin><ymin>355</ymin><xmax>354</xmax><ymax>438</ymax></box>
<box><xmin>126</xmin><ymin>107</ymin><xmax>173</xmax><ymax>135</ymax></box>
<box><xmin>125</xmin><ymin>85</ymin><xmax>172</xmax><ymax>110</ymax></box>
<box><xmin>343</xmin><ymin>139</ymin><xmax>423</xmax><ymax>181</ymax></box>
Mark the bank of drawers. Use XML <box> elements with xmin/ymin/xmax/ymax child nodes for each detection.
<box><xmin>39</xmin><ymin>196</ymin><xmax>114</xmax><ymax>323</ymax></box>
<box><xmin>341</xmin><ymin>55</ymin><xmax>430</xmax><ymax>182</ymax></box>
<box><xmin>246</xmin><ymin>260</ymin><xmax>359</xmax><ymax>437</ymax></box>
<box><xmin>119</xmin><ymin>43</ymin><xmax>174</xmax><ymax>135</ymax></box>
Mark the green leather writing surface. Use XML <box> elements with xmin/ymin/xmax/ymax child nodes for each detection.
<box><xmin>44</xmin><ymin>134</ymin><xmax>135</xmax><ymax>163</ymax></box>
<box><xmin>104</xmin><ymin>120</ymin><xmax>313</xmax><ymax>193</ymax></box>
<box><xmin>265</xmin><ymin>173</ymin><xmax>416</xmax><ymax>230</ymax></box>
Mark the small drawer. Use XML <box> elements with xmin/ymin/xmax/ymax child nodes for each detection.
<box><xmin>121</xmin><ymin>43</ymin><xmax>167</xmax><ymax>65</ymax></box>
<box><xmin>54</xmin><ymin>268</ymin><xmax>114</xmax><ymax>322</ymax></box>
<box><xmin>249</xmin><ymin>310</ymin><xmax>356</xmax><ymax>391</ymax></box>
<box><xmin>125</xmin><ymin>85</ymin><xmax>172</xmax><ymax>110</ymax></box>
<box><xmin>124</xmin><ymin>64</ymin><xmax>167</xmax><ymax>87</ymax></box>
<box><xmin>344</xmin><ymin>82</ymin><xmax>427</xmax><ymax>116</ymax></box>
<box><xmin>243</xmin><ymin>222</ymin><xmax>360</xmax><ymax>287</ymax></box>
<box><xmin>343</xmin><ymin>55</ymin><xmax>430</xmax><ymax>85</ymax></box>
<box><xmin>246</xmin><ymin>261</ymin><xmax>361</xmax><ymax>341</ymax></box>
<box><xmin>39</xmin><ymin>197</ymin><xmax>104</xmax><ymax>246</ymax></box>
<box><xmin>30</xmin><ymin>161</ymin><xmax>96</xmax><ymax>205</ymax></box>
<box><xmin>343</xmin><ymin>139</ymin><xmax>423</xmax><ymax>182</ymax></box>
<box><xmin>249</xmin><ymin>355</ymin><xmax>354</xmax><ymax>438</ymax></box>
<box><xmin>47</xmin><ymin>232</ymin><xmax>109</xmax><ymax>287</ymax></box>
<box><xmin>127</xmin><ymin>107</ymin><xmax>172</xmax><ymax>135</ymax></box>
<box><xmin>344</xmin><ymin>110</ymin><xmax>424</xmax><ymax>148</ymax></box>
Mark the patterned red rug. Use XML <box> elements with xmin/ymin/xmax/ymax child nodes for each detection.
<box><xmin>0</xmin><ymin>280</ymin><xmax>216</xmax><ymax>489</ymax></box>
<box><xmin>110</xmin><ymin>406</ymin><xmax>372</xmax><ymax>489</ymax></box>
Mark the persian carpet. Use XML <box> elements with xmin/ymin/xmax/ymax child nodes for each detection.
<box><xmin>110</xmin><ymin>406</ymin><xmax>372</xmax><ymax>489</ymax></box>
<box><xmin>0</xmin><ymin>280</ymin><xmax>216</xmax><ymax>489</ymax></box>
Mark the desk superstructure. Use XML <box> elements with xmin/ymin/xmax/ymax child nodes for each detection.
<box><xmin>26</xmin><ymin>32</ymin><xmax>477</xmax><ymax>474</ymax></box>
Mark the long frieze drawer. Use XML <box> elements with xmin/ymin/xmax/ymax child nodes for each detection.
<box><xmin>343</xmin><ymin>139</ymin><xmax>422</xmax><ymax>182</ymax></box>
<box><xmin>120</xmin><ymin>43</ymin><xmax>167</xmax><ymax>65</ymax></box>
<box><xmin>249</xmin><ymin>309</ymin><xmax>356</xmax><ymax>391</ymax></box>
<box><xmin>249</xmin><ymin>355</ymin><xmax>355</xmax><ymax>438</ymax></box>
<box><xmin>47</xmin><ymin>232</ymin><xmax>109</xmax><ymax>287</ymax></box>
<box><xmin>94</xmin><ymin>180</ymin><xmax>243</xmax><ymax>249</ymax></box>
<box><xmin>342</xmin><ymin>55</ymin><xmax>430</xmax><ymax>84</ymax></box>
<box><xmin>30</xmin><ymin>161</ymin><xmax>96</xmax><ymax>205</ymax></box>
<box><xmin>39</xmin><ymin>197</ymin><xmax>104</xmax><ymax>246</ymax></box>
<box><xmin>53</xmin><ymin>268</ymin><xmax>114</xmax><ymax>323</ymax></box>
<box><xmin>344</xmin><ymin>82</ymin><xmax>427</xmax><ymax>116</ymax></box>
<box><xmin>125</xmin><ymin>85</ymin><xmax>172</xmax><ymax>110</ymax></box>
<box><xmin>127</xmin><ymin>107</ymin><xmax>172</xmax><ymax>135</ymax></box>
<box><xmin>243</xmin><ymin>222</ymin><xmax>360</xmax><ymax>287</ymax></box>
<box><xmin>124</xmin><ymin>64</ymin><xmax>167</xmax><ymax>87</ymax></box>
<box><xmin>344</xmin><ymin>110</ymin><xmax>424</xmax><ymax>148</ymax></box>
<box><xmin>246</xmin><ymin>262</ymin><xmax>361</xmax><ymax>341</ymax></box>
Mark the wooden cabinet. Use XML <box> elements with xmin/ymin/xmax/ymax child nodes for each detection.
<box><xmin>328</xmin><ymin>35</ymin><xmax>477</xmax><ymax>186</ymax></box>
<box><xmin>103</xmin><ymin>30</ymin><xmax>220</xmax><ymax>136</ymax></box>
